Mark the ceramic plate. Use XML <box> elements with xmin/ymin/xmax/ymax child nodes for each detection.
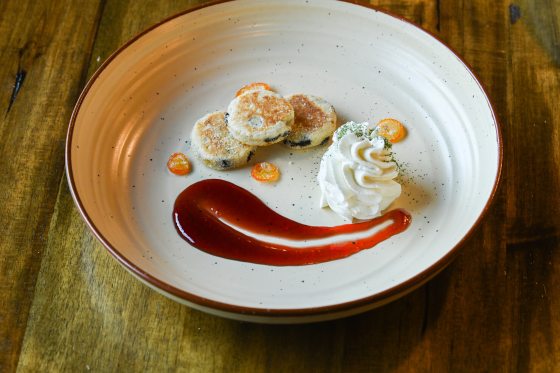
<box><xmin>66</xmin><ymin>0</ymin><xmax>502</xmax><ymax>323</ymax></box>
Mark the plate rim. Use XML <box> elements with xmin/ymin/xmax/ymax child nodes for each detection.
<box><xmin>65</xmin><ymin>0</ymin><xmax>503</xmax><ymax>319</ymax></box>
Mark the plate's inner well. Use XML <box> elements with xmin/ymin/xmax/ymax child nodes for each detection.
<box><xmin>69</xmin><ymin>0</ymin><xmax>500</xmax><ymax>311</ymax></box>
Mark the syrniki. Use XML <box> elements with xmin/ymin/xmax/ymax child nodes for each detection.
<box><xmin>191</xmin><ymin>111</ymin><xmax>257</xmax><ymax>170</ymax></box>
<box><xmin>226</xmin><ymin>90</ymin><xmax>294</xmax><ymax>146</ymax></box>
<box><xmin>283</xmin><ymin>94</ymin><xmax>337</xmax><ymax>149</ymax></box>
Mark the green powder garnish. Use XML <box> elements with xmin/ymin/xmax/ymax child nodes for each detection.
<box><xmin>335</xmin><ymin>121</ymin><xmax>401</xmax><ymax>172</ymax></box>
<box><xmin>335</xmin><ymin>122</ymin><xmax>376</xmax><ymax>141</ymax></box>
<box><xmin>335</xmin><ymin>122</ymin><xmax>392</xmax><ymax>149</ymax></box>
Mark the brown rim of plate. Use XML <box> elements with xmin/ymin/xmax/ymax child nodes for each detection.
<box><xmin>65</xmin><ymin>0</ymin><xmax>504</xmax><ymax>319</ymax></box>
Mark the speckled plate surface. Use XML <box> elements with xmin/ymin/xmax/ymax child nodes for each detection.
<box><xmin>66</xmin><ymin>0</ymin><xmax>502</xmax><ymax>323</ymax></box>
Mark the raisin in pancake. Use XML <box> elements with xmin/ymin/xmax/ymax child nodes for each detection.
<box><xmin>226</xmin><ymin>90</ymin><xmax>294</xmax><ymax>146</ymax></box>
<box><xmin>191</xmin><ymin>111</ymin><xmax>257</xmax><ymax>170</ymax></box>
<box><xmin>283</xmin><ymin>94</ymin><xmax>337</xmax><ymax>149</ymax></box>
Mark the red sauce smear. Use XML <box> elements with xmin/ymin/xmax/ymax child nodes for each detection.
<box><xmin>173</xmin><ymin>179</ymin><xmax>411</xmax><ymax>266</ymax></box>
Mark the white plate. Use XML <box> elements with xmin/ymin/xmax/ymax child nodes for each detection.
<box><xmin>66</xmin><ymin>0</ymin><xmax>502</xmax><ymax>323</ymax></box>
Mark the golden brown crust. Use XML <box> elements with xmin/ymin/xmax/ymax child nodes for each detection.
<box><xmin>288</xmin><ymin>94</ymin><xmax>327</xmax><ymax>131</ymax></box>
<box><xmin>236</xmin><ymin>91</ymin><xmax>293</xmax><ymax>126</ymax></box>
<box><xmin>196</xmin><ymin>112</ymin><xmax>230</xmax><ymax>154</ymax></box>
<box><xmin>283</xmin><ymin>94</ymin><xmax>337</xmax><ymax>148</ymax></box>
<box><xmin>191</xmin><ymin>111</ymin><xmax>257</xmax><ymax>170</ymax></box>
<box><xmin>226</xmin><ymin>90</ymin><xmax>294</xmax><ymax>146</ymax></box>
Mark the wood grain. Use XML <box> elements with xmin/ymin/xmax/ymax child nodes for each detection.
<box><xmin>505</xmin><ymin>1</ymin><xmax>560</xmax><ymax>370</ymax></box>
<box><xmin>1</xmin><ymin>0</ymin><xmax>559</xmax><ymax>372</ymax></box>
<box><xmin>0</xmin><ymin>1</ymin><xmax>103</xmax><ymax>372</ymax></box>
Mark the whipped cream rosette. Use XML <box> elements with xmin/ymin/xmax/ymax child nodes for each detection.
<box><xmin>318</xmin><ymin>121</ymin><xmax>402</xmax><ymax>220</ymax></box>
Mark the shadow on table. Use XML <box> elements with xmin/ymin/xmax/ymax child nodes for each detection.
<box><xmin>200</xmin><ymin>266</ymin><xmax>454</xmax><ymax>372</ymax></box>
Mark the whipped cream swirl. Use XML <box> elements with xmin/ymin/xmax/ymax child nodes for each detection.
<box><xmin>318</xmin><ymin>122</ymin><xmax>401</xmax><ymax>220</ymax></box>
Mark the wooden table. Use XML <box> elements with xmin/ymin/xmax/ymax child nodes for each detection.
<box><xmin>1</xmin><ymin>0</ymin><xmax>559</xmax><ymax>371</ymax></box>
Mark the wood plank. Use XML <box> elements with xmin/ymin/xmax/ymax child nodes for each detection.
<box><xmin>506</xmin><ymin>0</ymin><xmax>560</xmax><ymax>371</ymax></box>
<box><xmin>0</xmin><ymin>1</ymin><xmax>103</xmax><ymax>372</ymax></box>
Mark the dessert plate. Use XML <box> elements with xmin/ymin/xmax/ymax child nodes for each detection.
<box><xmin>66</xmin><ymin>0</ymin><xmax>502</xmax><ymax>323</ymax></box>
